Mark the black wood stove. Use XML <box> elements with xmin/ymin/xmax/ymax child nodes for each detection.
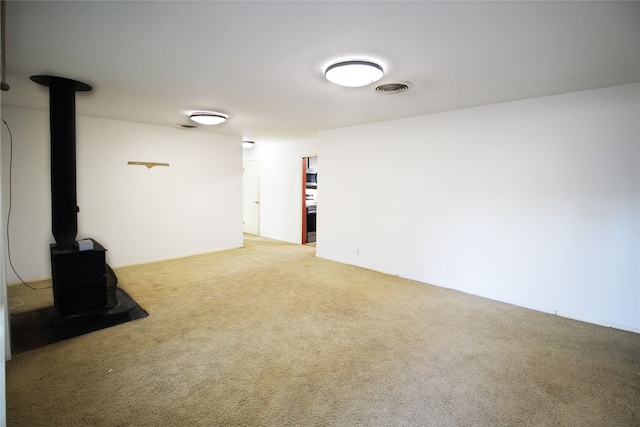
<box><xmin>32</xmin><ymin>75</ymin><xmax>130</xmax><ymax>318</ymax></box>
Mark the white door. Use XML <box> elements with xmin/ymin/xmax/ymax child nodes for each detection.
<box><xmin>243</xmin><ymin>161</ymin><xmax>260</xmax><ymax>235</ymax></box>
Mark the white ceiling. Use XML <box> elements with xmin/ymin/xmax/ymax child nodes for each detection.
<box><xmin>2</xmin><ymin>1</ymin><xmax>639</xmax><ymax>142</ymax></box>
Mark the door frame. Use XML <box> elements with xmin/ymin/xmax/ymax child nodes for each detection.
<box><xmin>243</xmin><ymin>160</ymin><xmax>260</xmax><ymax>235</ymax></box>
<box><xmin>301</xmin><ymin>158</ymin><xmax>307</xmax><ymax>244</ymax></box>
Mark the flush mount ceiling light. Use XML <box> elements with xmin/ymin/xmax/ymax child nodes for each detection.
<box><xmin>325</xmin><ymin>60</ymin><xmax>384</xmax><ymax>87</ymax></box>
<box><xmin>242</xmin><ymin>141</ymin><xmax>255</xmax><ymax>149</ymax></box>
<box><xmin>189</xmin><ymin>112</ymin><xmax>227</xmax><ymax>125</ymax></box>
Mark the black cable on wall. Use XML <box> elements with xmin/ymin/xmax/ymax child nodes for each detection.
<box><xmin>2</xmin><ymin>118</ymin><xmax>50</xmax><ymax>290</ymax></box>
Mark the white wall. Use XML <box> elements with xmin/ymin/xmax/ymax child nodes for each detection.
<box><xmin>317</xmin><ymin>84</ymin><xmax>640</xmax><ymax>332</ymax></box>
<box><xmin>1</xmin><ymin>106</ymin><xmax>243</xmax><ymax>283</ymax></box>
<box><xmin>243</xmin><ymin>137</ymin><xmax>318</xmax><ymax>243</ymax></box>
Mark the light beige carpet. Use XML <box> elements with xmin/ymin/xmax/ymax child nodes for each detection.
<box><xmin>6</xmin><ymin>235</ymin><xmax>640</xmax><ymax>426</ymax></box>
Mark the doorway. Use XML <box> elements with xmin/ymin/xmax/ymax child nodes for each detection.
<box><xmin>302</xmin><ymin>156</ymin><xmax>317</xmax><ymax>244</ymax></box>
<box><xmin>243</xmin><ymin>161</ymin><xmax>259</xmax><ymax>235</ymax></box>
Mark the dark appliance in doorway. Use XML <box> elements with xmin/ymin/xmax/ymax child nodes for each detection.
<box><xmin>306</xmin><ymin>204</ymin><xmax>316</xmax><ymax>243</ymax></box>
<box><xmin>306</xmin><ymin>171</ymin><xmax>317</xmax><ymax>187</ymax></box>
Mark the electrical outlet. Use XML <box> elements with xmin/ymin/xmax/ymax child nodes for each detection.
<box><xmin>356</xmin><ymin>248</ymin><xmax>360</xmax><ymax>255</ymax></box>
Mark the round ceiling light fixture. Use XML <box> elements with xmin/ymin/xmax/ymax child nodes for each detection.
<box><xmin>325</xmin><ymin>60</ymin><xmax>384</xmax><ymax>87</ymax></box>
<box><xmin>242</xmin><ymin>141</ymin><xmax>255</xmax><ymax>149</ymax></box>
<box><xmin>189</xmin><ymin>112</ymin><xmax>228</xmax><ymax>125</ymax></box>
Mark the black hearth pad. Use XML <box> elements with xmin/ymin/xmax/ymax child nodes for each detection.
<box><xmin>10</xmin><ymin>288</ymin><xmax>148</xmax><ymax>355</ymax></box>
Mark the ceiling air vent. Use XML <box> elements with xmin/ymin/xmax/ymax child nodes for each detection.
<box><xmin>178</xmin><ymin>123</ymin><xmax>198</xmax><ymax>129</ymax></box>
<box><xmin>375</xmin><ymin>82</ymin><xmax>411</xmax><ymax>94</ymax></box>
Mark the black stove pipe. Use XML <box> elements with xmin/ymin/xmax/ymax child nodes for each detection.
<box><xmin>31</xmin><ymin>75</ymin><xmax>92</xmax><ymax>250</ymax></box>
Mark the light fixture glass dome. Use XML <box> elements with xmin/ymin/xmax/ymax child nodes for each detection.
<box><xmin>189</xmin><ymin>112</ymin><xmax>227</xmax><ymax>125</ymax></box>
<box><xmin>325</xmin><ymin>60</ymin><xmax>384</xmax><ymax>87</ymax></box>
<box><xmin>242</xmin><ymin>141</ymin><xmax>255</xmax><ymax>149</ymax></box>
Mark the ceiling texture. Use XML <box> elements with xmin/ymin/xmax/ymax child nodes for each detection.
<box><xmin>2</xmin><ymin>1</ymin><xmax>639</xmax><ymax>142</ymax></box>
